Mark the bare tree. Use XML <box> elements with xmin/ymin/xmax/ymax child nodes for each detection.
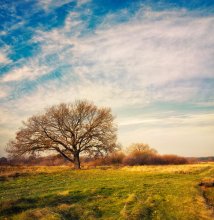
<box><xmin>6</xmin><ymin>100</ymin><xmax>118</xmax><ymax>169</ymax></box>
<box><xmin>127</xmin><ymin>143</ymin><xmax>157</xmax><ymax>155</ymax></box>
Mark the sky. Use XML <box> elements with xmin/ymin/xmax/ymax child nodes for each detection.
<box><xmin>0</xmin><ymin>0</ymin><xmax>214</xmax><ymax>157</ymax></box>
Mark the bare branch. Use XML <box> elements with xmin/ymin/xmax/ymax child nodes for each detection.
<box><xmin>6</xmin><ymin>100</ymin><xmax>117</xmax><ymax>169</ymax></box>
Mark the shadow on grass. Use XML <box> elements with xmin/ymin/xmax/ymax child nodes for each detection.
<box><xmin>0</xmin><ymin>187</ymin><xmax>114</xmax><ymax>219</ymax></box>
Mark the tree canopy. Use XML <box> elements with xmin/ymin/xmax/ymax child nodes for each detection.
<box><xmin>6</xmin><ymin>100</ymin><xmax>118</xmax><ymax>169</ymax></box>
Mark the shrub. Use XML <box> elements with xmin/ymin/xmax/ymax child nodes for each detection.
<box><xmin>122</xmin><ymin>143</ymin><xmax>188</xmax><ymax>166</ymax></box>
<box><xmin>123</xmin><ymin>143</ymin><xmax>158</xmax><ymax>166</ymax></box>
<box><xmin>106</xmin><ymin>151</ymin><xmax>126</xmax><ymax>164</ymax></box>
<box><xmin>158</xmin><ymin>154</ymin><xmax>188</xmax><ymax>165</ymax></box>
<box><xmin>86</xmin><ymin>151</ymin><xmax>126</xmax><ymax>167</ymax></box>
<box><xmin>123</xmin><ymin>151</ymin><xmax>157</xmax><ymax>166</ymax></box>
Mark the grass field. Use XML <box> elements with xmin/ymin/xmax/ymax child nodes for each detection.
<box><xmin>0</xmin><ymin>164</ymin><xmax>214</xmax><ymax>220</ymax></box>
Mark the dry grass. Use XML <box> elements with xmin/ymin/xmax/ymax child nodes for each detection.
<box><xmin>0</xmin><ymin>166</ymin><xmax>70</xmax><ymax>180</ymax></box>
<box><xmin>121</xmin><ymin>163</ymin><xmax>214</xmax><ymax>174</ymax></box>
<box><xmin>0</xmin><ymin>163</ymin><xmax>214</xmax><ymax>219</ymax></box>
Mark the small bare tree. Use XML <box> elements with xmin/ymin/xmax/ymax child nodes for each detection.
<box><xmin>127</xmin><ymin>143</ymin><xmax>157</xmax><ymax>155</ymax></box>
<box><xmin>6</xmin><ymin>100</ymin><xmax>118</xmax><ymax>169</ymax></box>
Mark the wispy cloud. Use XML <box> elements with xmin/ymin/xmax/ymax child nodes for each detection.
<box><xmin>1</xmin><ymin>63</ymin><xmax>52</xmax><ymax>82</ymax></box>
<box><xmin>0</xmin><ymin>46</ymin><xmax>11</xmax><ymax>65</ymax></box>
<box><xmin>118</xmin><ymin>112</ymin><xmax>214</xmax><ymax>127</ymax></box>
<box><xmin>37</xmin><ymin>0</ymin><xmax>73</xmax><ymax>11</ymax></box>
<box><xmin>0</xmin><ymin>2</ymin><xmax>214</xmax><ymax>156</ymax></box>
<box><xmin>28</xmin><ymin>8</ymin><xmax>214</xmax><ymax>104</ymax></box>
<box><xmin>4</xmin><ymin>8</ymin><xmax>214</xmax><ymax>92</ymax></box>
<box><xmin>37</xmin><ymin>0</ymin><xmax>90</xmax><ymax>11</ymax></box>
<box><xmin>76</xmin><ymin>0</ymin><xmax>91</xmax><ymax>7</ymax></box>
<box><xmin>1</xmin><ymin>7</ymin><xmax>214</xmax><ymax>112</ymax></box>
<box><xmin>0</xmin><ymin>90</ymin><xmax>9</xmax><ymax>99</ymax></box>
<box><xmin>119</xmin><ymin>123</ymin><xmax>214</xmax><ymax>157</ymax></box>
<box><xmin>0</xmin><ymin>52</ymin><xmax>10</xmax><ymax>65</ymax></box>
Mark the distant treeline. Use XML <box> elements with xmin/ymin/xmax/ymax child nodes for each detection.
<box><xmin>196</xmin><ymin>157</ymin><xmax>214</xmax><ymax>162</ymax></box>
<box><xmin>1</xmin><ymin>154</ymin><xmax>213</xmax><ymax>167</ymax></box>
<box><xmin>1</xmin><ymin>142</ymin><xmax>213</xmax><ymax>167</ymax></box>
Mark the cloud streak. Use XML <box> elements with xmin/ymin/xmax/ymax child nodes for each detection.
<box><xmin>28</xmin><ymin>8</ymin><xmax>214</xmax><ymax>104</ymax></box>
<box><xmin>0</xmin><ymin>52</ymin><xmax>10</xmax><ymax>65</ymax></box>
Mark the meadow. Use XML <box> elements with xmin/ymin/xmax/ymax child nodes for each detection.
<box><xmin>0</xmin><ymin>164</ymin><xmax>214</xmax><ymax>220</ymax></box>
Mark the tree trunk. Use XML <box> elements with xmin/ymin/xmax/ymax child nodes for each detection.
<box><xmin>73</xmin><ymin>152</ymin><xmax>81</xmax><ymax>169</ymax></box>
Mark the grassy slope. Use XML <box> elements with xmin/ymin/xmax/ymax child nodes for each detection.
<box><xmin>0</xmin><ymin>164</ymin><xmax>214</xmax><ymax>220</ymax></box>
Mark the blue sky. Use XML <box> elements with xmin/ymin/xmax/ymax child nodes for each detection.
<box><xmin>0</xmin><ymin>0</ymin><xmax>214</xmax><ymax>157</ymax></box>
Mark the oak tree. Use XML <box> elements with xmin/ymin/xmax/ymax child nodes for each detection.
<box><xmin>6</xmin><ymin>100</ymin><xmax>117</xmax><ymax>169</ymax></box>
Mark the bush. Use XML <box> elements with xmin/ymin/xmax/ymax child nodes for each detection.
<box><xmin>123</xmin><ymin>153</ymin><xmax>188</xmax><ymax>166</ymax></box>
<box><xmin>122</xmin><ymin>143</ymin><xmax>188</xmax><ymax>166</ymax></box>
<box><xmin>106</xmin><ymin>151</ymin><xmax>126</xmax><ymax>164</ymax></box>
<box><xmin>123</xmin><ymin>151</ymin><xmax>157</xmax><ymax>166</ymax></box>
<box><xmin>86</xmin><ymin>151</ymin><xmax>126</xmax><ymax>167</ymax></box>
<box><xmin>123</xmin><ymin>143</ymin><xmax>158</xmax><ymax>165</ymax></box>
<box><xmin>158</xmin><ymin>154</ymin><xmax>189</xmax><ymax>165</ymax></box>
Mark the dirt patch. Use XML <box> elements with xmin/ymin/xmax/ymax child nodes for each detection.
<box><xmin>199</xmin><ymin>179</ymin><xmax>214</xmax><ymax>217</ymax></box>
<box><xmin>199</xmin><ymin>179</ymin><xmax>214</xmax><ymax>187</ymax></box>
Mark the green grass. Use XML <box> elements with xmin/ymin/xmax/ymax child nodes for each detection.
<box><xmin>0</xmin><ymin>164</ymin><xmax>214</xmax><ymax>220</ymax></box>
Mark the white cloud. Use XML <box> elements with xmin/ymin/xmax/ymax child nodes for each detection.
<box><xmin>1</xmin><ymin>66</ymin><xmax>31</xmax><ymax>82</ymax></box>
<box><xmin>1</xmin><ymin>7</ymin><xmax>214</xmax><ymax>156</ymax></box>
<box><xmin>1</xmin><ymin>63</ymin><xmax>52</xmax><ymax>82</ymax></box>
<box><xmin>0</xmin><ymin>31</ymin><xmax>7</xmax><ymax>36</ymax></box>
<box><xmin>0</xmin><ymin>52</ymin><xmax>10</xmax><ymax>64</ymax></box>
<box><xmin>195</xmin><ymin>101</ymin><xmax>214</xmax><ymax>107</ymax></box>
<box><xmin>37</xmin><ymin>0</ymin><xmax>73</xmax><ymax>11</ymax></box>
<box><xmin>38</xmin><ymin>0</ymin><xmax>90</xmax><ymax>11</ymax></box>
<box><xmin>77</xmin><ymin>0</ymin><xmax>91</xmax><ymax>7</ymax></box>
<box><xmin>0</xmin><ymin>91</ymin><xmax>8</xmax><ymax>99</ymax></box>
<box><xmin>118</xmin><ymin>113</ymin><xmax>214</xmax><ymax>127</ymax></box>
<box><xmin>30</xmin><ymin>8</ymin><xmax>214</xmax><ymax>104</ymax></box>
<box><xmin>75</xmin><ymin>12</ymin><xmax>214</xmax><ymax>86</ymax></box>
<box><xmin>0</xmin><ymin>86</ymin><xmax>11</xmax><ymax>98</ymax></box>
<box><xmin>4</xmin><ymin>80</ymin><xmax>145</xmax><ymax>117</ymax></box>
<box><xmin>0</xmin><ymin>107</ymin><xmax>23</xmax><ymax>156</ymax></box>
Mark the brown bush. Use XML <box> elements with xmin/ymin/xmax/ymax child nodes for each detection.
<box><xmin>158</xmin><ymin>154</ymin><xmax>189</xmax><ymax>165</ymax></box>
<box><xmin>123</xmin><ymin>143</ymin><xmax>159</xmax><ymax>165</ymax></box>
<box><xmin>106</xmin><ymin>151</ymin><xmax>126</xmax><ymax>164</ymax></box>
<box><xmin>85</xmin><ymin>151</ymin><xmax>126</xmax><ymax>167</ymax></box>
<box><xmin>123</xmin><ymin>153</ymin><xmax>189</xmax><ymax>166</ymax></box>
<box><xmin>122</xmin><ymin>143</ymin><xmax>189</xmax><ymax>166</ymax></box>
<box><xmin>123</xmin><ymin>151</ymin><xmax>157</xmax><ymax>165</ymax></box>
